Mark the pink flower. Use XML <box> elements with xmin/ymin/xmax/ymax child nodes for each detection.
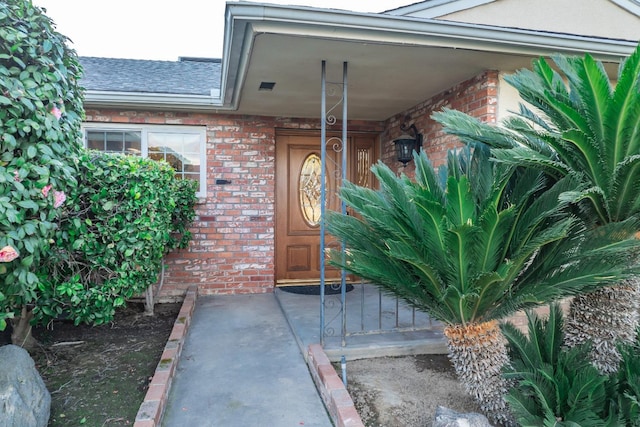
<box><xmin>0</xmin><ymin>246</ymin><xmax>18</xmax><ymax>263</ymax></box>
<box><xmin>42</xmin><ymin>184</ymin><xmax>52</xmax><ymax>197</ymax></box>
<box><xmin>53</xmin><ymin>190</ymin><xmax>66</xmax><ymax>208</ymax></box>
<box><xmin>13</xmin><ymin>171</ymin><xmax>21</xmax><ymax>182</ymax></box>
<box><xmin>51</xmin><ymin>106</ymin><xmax>62</xmax><ymax>120</ymax></box>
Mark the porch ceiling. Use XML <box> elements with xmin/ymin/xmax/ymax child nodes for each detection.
<box><xmin>236</xmin><ymin>34</ymin><xmax>537</xmax><ymax>121</ymax></box>
<box><xmin>222</xmin><ymin>3</ymin><xmax>633</xmax><ymax>122</ymax></box>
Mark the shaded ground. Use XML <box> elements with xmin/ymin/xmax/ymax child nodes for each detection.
<box><xmin>29</xmin><ymin>302</ymin><xmax>180</xmax><ymax>427</ymax></box>
<box><xmin>345</xmin><ymin>354</ymin><xmax>481</xmax><ymax>427</ymax></box>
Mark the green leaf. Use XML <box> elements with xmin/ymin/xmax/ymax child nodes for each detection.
<box><xmin>42</xmin><ymin>39</ymin><xmax>52</xmax><ymax>53</ymax></box>
<box><xmin>26</xmin><ymin>145</ymin><xmax>37</xmax><ymax>158</ymax></box>
<box><xmin>17</xmin><ymin>200</ymin><xmax>39</xmax><ymax>210</ymax></box>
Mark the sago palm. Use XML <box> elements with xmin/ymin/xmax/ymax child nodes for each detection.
<box><xmin>326</xmin><ymin>147</ymin><xmax>640</xmax><ymax>425</ymax></box>
<box><xmin>502</xmin><ymin>304</ymin><xmax>618</xmax><ymax>426</ymax></box>
<box><xmin>433</xmin><ymin>43</ymin><xmax>640</xmax><ymax>374</ymax></box>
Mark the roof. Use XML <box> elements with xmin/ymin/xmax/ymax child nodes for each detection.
<box><xmin>79</xmin><ymin>56</ymin><xmax>221</xmax><ymax>96</ymax></box>
<box><xmin>81</xmin><ymin>2</ymin><xmax>639</xmax><ymax>119</ymax></box>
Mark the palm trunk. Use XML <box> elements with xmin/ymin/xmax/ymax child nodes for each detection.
<box><xmin>564</xmin><ymin>278</ymin><xmax>640</xmax><ymax>374</ymax></box>
<box><xmin>444</xmin><ymin>320</ymin><xmax>514</xmax><ymax>426</ymax></box>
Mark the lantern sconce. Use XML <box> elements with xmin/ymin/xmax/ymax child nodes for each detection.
<box><xmin>393</xmin><ymin>123</ymin><xmax>423</xmax><ymax>166</ymax></box>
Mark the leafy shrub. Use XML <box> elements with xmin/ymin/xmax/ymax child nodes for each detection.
<box><xmin>616</xmin><ymin>330</ymin><xmax>640</xmax><ymax>426</ymax></box>
<box><xmin>0</xmin><ymin>0</ymin><xmax>84</xmax><ymax>330</ymax></box>
<box><xmin>503</xmin><ymin>304</ymin><xmax>616</xmax><ymax>426</ymax></box>
<box><xmin>34</xmin><ymin>152</ymin><xmax>197</xmax><ymax>325</ymax></box>
<box><xmin>503</xmin><ymin>304</ymin><xmax>640</xmax><ymax>426</ymax></box>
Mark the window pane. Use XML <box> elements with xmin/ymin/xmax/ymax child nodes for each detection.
<box><xmin>84</xmin><ymin>128</ymin><xmax>204</xmax><ymax>196</ymax></box>
<box><xmin>148</xmin><ymin>152</ymin><xmax>164</xmax><ymax>162</ymax></box>
<box><xmin>182</xmin><ymin>134</ymin><xmax>200</xmax><ymax>153</ymax></box>
<box><xmin>87</xmin><ymin>131</ymin><xmax>142</xmax><ymax>155</ymax></box>
<box><xmin>86</xmin><ymin>131</ymin><xmax>105</xmax><ymax>150</ymax></box>
<box><xmin>148</xmin><ymin>132</ymin><xmax>201</xmax><ymax>180</ymax></box>
<box><xmin>105</xmin><ymin>132</ymin><xmax>124</xmax><ymax>152</ymax></box>
<box><xmin>165</xmin><ymin>153</ymin><xmax>184</xmax><ymax>172</ymax></box>
<box><xmin>124</xmin><ymin>132</ymin><xmax>142</xmax><ymax>155</ymax></box>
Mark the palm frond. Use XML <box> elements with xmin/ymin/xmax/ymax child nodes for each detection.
<box><xmin>491</xmin><ymin>146</ymin><xmax>571</xmax><ymax>179</ymax></box>
<box><xmin>611</xmin><ymin>154</ymin><xmax>640</xmax><ymax>222</ymax></box>
<box><xmin>463</xmin><ymin>45</ymin><xmax>640</xmax><ymax>225</ymax></box>
<box><xmin>607</xmin><ymin>44</ymin><xmax>640</xmax><ymax>163</ymax></box>
<box><xmin>327</xmin><ymin>146</ymin><xmax>640</xmax><ymax>327</ymax></box>
<box><xmin>503</xmin><ymin>304</ymin><xmax>613</xmax><ymax>425</ymax></box>
<box><xmin>432</xmin><ymin>108</ymin><xmax>517</xmax><ymax>149</ymax></box>
<box><xmin>412</xmin><ymin>149</ymin><xmax>445</xmax><ymax>202</ymax></box>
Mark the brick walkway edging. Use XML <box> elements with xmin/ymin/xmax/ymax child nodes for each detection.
<box><xmin>307</xmin><ymin>344</ymin><xmax>365</xmax><ymax>427</ymax></box>
<box><xmin>133</xmin><ymin>285</ymin><xmax>198</xmax><ymax>427</ymax></box>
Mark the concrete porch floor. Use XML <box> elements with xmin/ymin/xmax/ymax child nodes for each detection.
<box><xmin>275</xmin><ymin>283</ymin><xmax>448</xmax><ymax>362</ymax></box>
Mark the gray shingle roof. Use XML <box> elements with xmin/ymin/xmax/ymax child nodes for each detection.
<box><xmin>79</xmin><ymin>57</ymin><xmax>221</xmax><ymax>96</ymax></box>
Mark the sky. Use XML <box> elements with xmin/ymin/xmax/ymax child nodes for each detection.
<box><xmin>32</xmin><ymin>1</ymin><xmax>413</xmax><ymax>61</ymax></box>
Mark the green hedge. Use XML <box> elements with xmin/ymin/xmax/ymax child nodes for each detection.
<box><xmin>0</xmin><ymin>0</ymin><xmax>84</xmax><ymax>329</ymax></box>
<box><xmin>34</xmin><ymin>152</ymin><xmax>197</xmax><ymax>325</ymax></box>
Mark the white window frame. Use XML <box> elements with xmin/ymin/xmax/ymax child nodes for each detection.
<box><xmin>81</xmin><ymin>123</ymin><xmax>207</xmax><ymax>198</ymax></box>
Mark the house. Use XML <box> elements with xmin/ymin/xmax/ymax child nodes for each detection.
<box><xmin>78</xmin><ymin>0</ymin><xmax>640</xmax><ymax>300</ymax></box>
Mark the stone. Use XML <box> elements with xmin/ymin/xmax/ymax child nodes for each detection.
<box><xmin>433</xmin><ymin>405</ymin><xmax>493</xmax><ymax>427</ymax></box>
<box><xmin>0</xmin><ymin>344</ymin><xmax>51</xmax><ymax>427</ymax></box>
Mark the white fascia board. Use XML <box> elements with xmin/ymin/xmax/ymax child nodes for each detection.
<box><xmin>610</xmin><ymin>0</ymin><xmax>640</xmax><ymax>16</ymax></box>
<box><xmin>223</xmin><ymin>2</ymin><xmax>638</xmax><ymax>60</ymax></box>
<box><xmin>83</xmin><ymin>90</ymin><xmax>228</xmax><ymax>112</ymax></box>
<box><xmin>178</xmin><ymin>2</ymin><xmax>640</xmax><ymax>112</ymax></box>
<box><xmin>385</xmin><ymin>0</ymin><xmax>496</xmax><ymax>18</ymax></box>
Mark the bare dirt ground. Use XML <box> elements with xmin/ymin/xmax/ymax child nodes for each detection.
<box><xmin>345</xmin><ymin>354</ymin><xmax>482</xmax><ymax>427</ymax></box>
<box><xmin>28</xmin><ymin>302</ymin><xmax>180</xmax><ymax>427</ymax></box>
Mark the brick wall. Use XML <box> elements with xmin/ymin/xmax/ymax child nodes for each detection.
<box><xmin>84</xmin><ymin>109</ymin><xmax>382</xmax><ymax>298</ymax></box>
<box><xmin>83</xmin><ymin>71</ymin><xmax>498</xmax><ymax>299</ymax></box>
<box><xmin>381</xmin><ymin>70</ymin><xmax>499</xmax><ymax>173</ymax></box>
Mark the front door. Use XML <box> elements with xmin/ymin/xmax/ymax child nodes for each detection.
<box><xmin>275</xmin><ymin>132</ymin><xmax>378</xmax><ymax>285</ymax></box>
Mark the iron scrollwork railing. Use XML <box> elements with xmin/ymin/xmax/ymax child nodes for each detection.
<box><xmin>320</xmin><ymin>60</ymin><xmax>348</xmax><ymax>346</ymax></box>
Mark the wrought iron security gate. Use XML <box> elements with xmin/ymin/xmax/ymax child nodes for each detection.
<box><xmin>318</xmin><ymin>61</ymin><xmax>435</xmax><ymax>348</ymax></box>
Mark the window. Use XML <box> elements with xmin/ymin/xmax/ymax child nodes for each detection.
<box><xmin>83</xmin><ymin>124</ymin><xmax>207</xmax><ymax>197</ymax></box>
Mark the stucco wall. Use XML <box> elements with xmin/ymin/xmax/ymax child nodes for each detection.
<box><xmin>437</xmin><ymin>0</ymin><xmax>640</xmax><ymax>41</ymax></box>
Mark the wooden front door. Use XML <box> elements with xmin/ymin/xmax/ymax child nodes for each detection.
<box><xmin>275</xmin><ymin>132</ymin><xmax>378</xmax><ymax>285</ymax></box>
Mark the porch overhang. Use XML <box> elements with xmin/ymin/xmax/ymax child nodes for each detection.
<box><xmin>220</xmin><ymin>2</ymin><xmax>637</xmax><ymax>121</ymax></box>
<box><xmin>87</xmin><ymin>2</ymin><xmax>639</xmax><ymax>120</ymax></box>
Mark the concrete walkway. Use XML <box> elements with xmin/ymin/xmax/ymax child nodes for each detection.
<box><xmin>161</xmin><ymin>294</ymin><xmax>333</xmax><ymax>427</ymax></box>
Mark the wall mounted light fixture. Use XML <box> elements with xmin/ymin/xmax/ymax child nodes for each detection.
<box><xmin>393</xmin><ymin>123</ymin><xmax>423</xmax><ymax>166</ymax></box>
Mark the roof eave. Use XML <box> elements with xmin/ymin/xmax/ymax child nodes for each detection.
<box><xmin>84</xmin><ymin>3</ymin><xmax>638</xmax><ymax>112</ymax></box>
<box><xmin>221</xmin><ymin>2</ymin><xmax>638</xmax><ymax>112</ymax></box>
<box><xmin>83</xmin><ymin>90</ymin><xmax>227</xmax><ymax>112</ymax></box>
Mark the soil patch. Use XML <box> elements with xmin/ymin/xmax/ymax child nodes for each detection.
<box><xmin>344</xmin><ymin>354</ymin><xmax>481</xmax><ymax>427</ymax></box>
<box><xmin>26</xmin><ymin>302</ymin><xmax>180</xmax><ymax>427</ymax></box>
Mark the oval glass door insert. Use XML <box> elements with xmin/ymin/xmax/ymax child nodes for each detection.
<box><xmin>299</xmin><ymin>153</ymin><xmax>324</xmax><ymax>227</ymax></box>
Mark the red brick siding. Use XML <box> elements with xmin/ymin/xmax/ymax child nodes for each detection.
<box><xmin>381</xmin><ymin>70</ymin><xmax>499</xmax><ymax>174</ymax></box>
<box><xmin>83</xmin><ymin>109</ymin><xmax>382</xmax><ymax>297</ymax></box>
<box><xmin>83</xmin><ymin>71</ymin><xmax>498</xmax><ymax>298</ymax></box>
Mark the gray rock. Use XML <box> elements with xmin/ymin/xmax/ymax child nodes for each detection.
<box><xmin>433</xmin><ymin>405</ymin><xmax>493</xmax><ymax>427</ymax></box>
<box><xmin>0</xmin><ymin>345</ymin><xmax>51</xmax><ymax>427</ymax></box>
